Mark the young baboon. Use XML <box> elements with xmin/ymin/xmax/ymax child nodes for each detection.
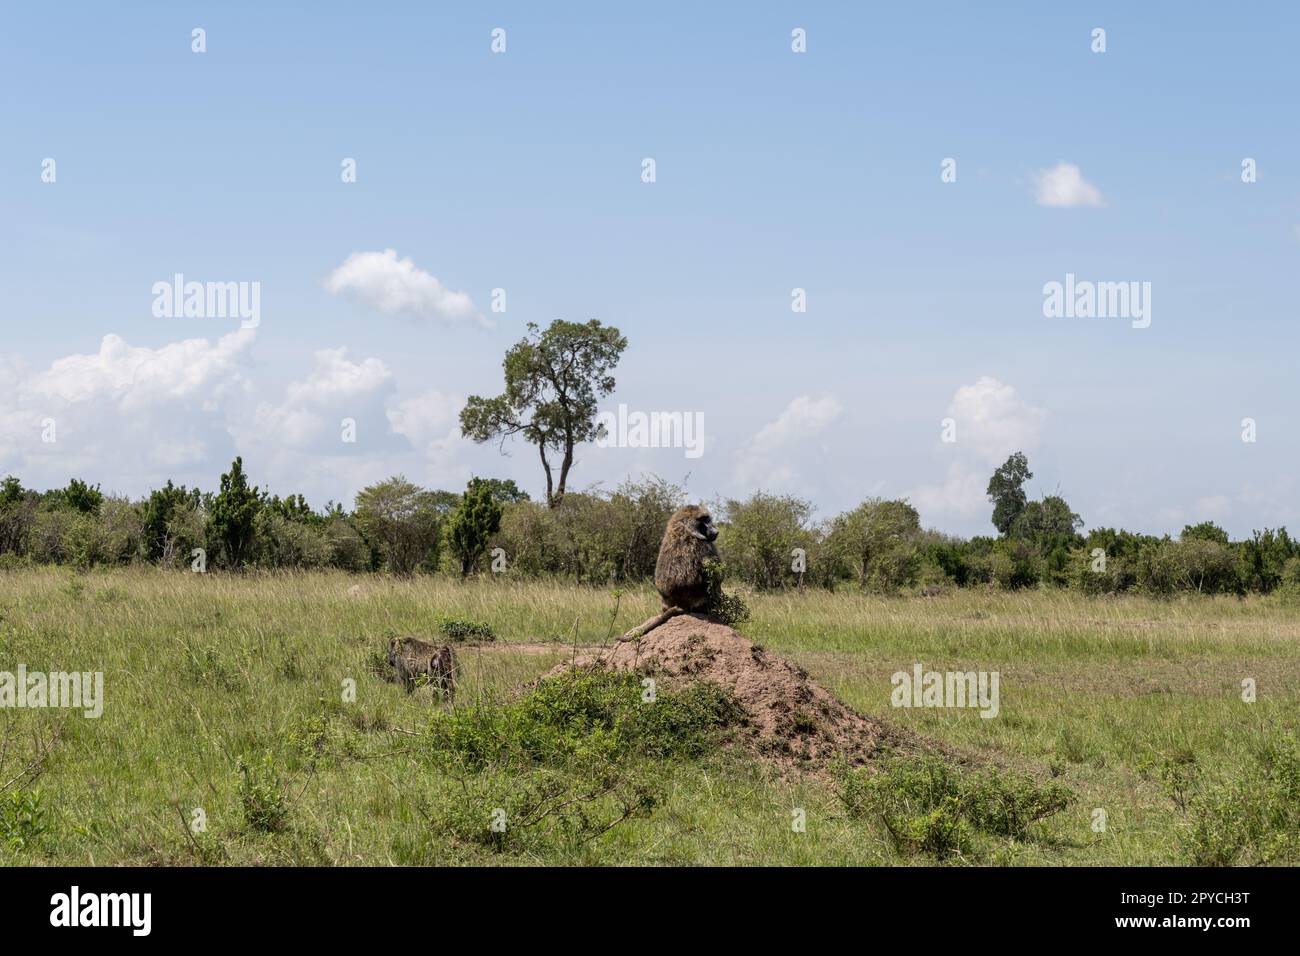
<box><xmin>387</xmin><ymin>636</ymin><xmax>457</xmax><ymax>701</ymax></box>
<box><xmin>620</xmin><ymin>504</ymin><xmax>719</xmax><ymax>640</ymax></box>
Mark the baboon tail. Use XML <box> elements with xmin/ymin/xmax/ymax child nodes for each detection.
<box><xmin>619</xmin><ymin>606</ymin><xmax>685</xmax><ymax>642</ymax></box>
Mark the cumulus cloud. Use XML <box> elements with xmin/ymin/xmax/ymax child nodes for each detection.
<box><xmin>30</xmin><ymin>328</ymin><xmax>254</xmax><ymax>412</ymax></box>
<box><xmin>386</xmin><ymin>388</ymin><xmax>465</xmax><ymax>453</ymax></box>
<box><xmin>1033</xmin><ymin>161</ymin><xmax>1105</xmax><ymax>208</ymax></box>
<box><xmin>284</xmin><ymin>348</ymin><xmax>391</xmax><ymax>407</ymax></box>
<box><xmin>0</xmin><ymin>329</ymin><xmax>256</xmax><ymax>485</ymax></box>
<box><xmin>907</xmin><ymin>377</ymin><xmax>1047</xmax><ymax>520</ymax></box>
<box><xmin>734</xmin><ymin>394</ymin><xmax>842</xmax><ymax>489</ymax></box>
<box><xmin>947</xmin><ymin>376</ymin><xmax>1047</xmax><ymax>465</ymax></box>
<box><xmin>246</xmin><ymin>348</ymin><xmax>394</xmax><ymax>449</ymax></box>
<box><xmin>324</xmin><ymin>249</ymin><xmax>489</xmax><ymax>327</ymax></box>
<box><xmin>0</xmin><ymin>325</ymin><xmax>485</xmax><ymax>508</ymax></box>
<box><xmin>907</xmin><ymin>462</ymin><xmax>991</xmax><ymax>519</ymax></box>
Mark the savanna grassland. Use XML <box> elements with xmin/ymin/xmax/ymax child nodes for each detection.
<box><xmin>1</xmin><ymin>566</ymin><xmax>1298</xmax><ymax>866</ymax></box>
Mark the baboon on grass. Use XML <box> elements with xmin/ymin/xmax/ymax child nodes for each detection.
<box><xmin>387</xmin><ymin>636</ymin><xmax>457</xmax><ymax>700</ymax></box>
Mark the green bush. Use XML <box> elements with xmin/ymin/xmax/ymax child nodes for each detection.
<box><xmin>823</xmin><ymin>498</ymin><xmax>923</xmax><ymax>592</ymax></box>
<box><xmin>717</xmin><ymin>492</ymin><xmax>816</xmax><ymax>590</ymax></box>
<box><xmin>421</xmin><ymin>670</ymin><xmax>739</xmax><ymax>855</ymax></box>
<box><xmin>958</xmin><ymin>767</ymin><xmax>1074</xmax><ymax>838</ymax></box>
<box><xmin>438</xmin><ymin>616</ymin><xmax>496</xmax><ymax>642</ymax></box>
<box><xmin>448</xmin><ymin>478</ymin><xmax>504</xmax><ymax>577</ymax></box>
<box><xmin>702</xmin><ymin>560</ymin><xmax>750</xmax><ymax>627</ymax></box>
<box><xmin>426</xmin><ymin>669</ymin><xmax>741</xmax><ymax>772</ymax></box>
<box><xmin>836</xmin><ymin>753</ymin><xmax>1073</xmax><ymax>858</ymax></box>
<box><xmin>991</xmin><ymin>539</ymin><xmax>1038</xmax><ymax>590</ymax></box>
<box><xmin>0</xmin><ymin>790</ymin><xmax>49</xmax><ymax>853</ymax></box>
<box><xmin>237</xmin><ymin>752</ymin><xmax>290</xmax><ymax>834</ymax></box>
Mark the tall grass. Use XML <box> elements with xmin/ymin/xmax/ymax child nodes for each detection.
<box><xmin>0</xmin><ymin>566</ymin><xmax>1296</xmax><ymax>865</ymax></box>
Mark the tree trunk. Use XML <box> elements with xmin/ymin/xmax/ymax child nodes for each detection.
<box><xmin>538</xmin><ymin>443</ymin><xmax>555</xmax><ymax>508</ymax></box>
<box><xmin>554</xmin><ymin>440</ymin><xmax>574</xmax><ymax>506</ymax></box>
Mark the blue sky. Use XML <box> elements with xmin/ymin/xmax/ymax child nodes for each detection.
<box><xmin>2</xmin><ymin>2</ymin><xmax>1298</xmax><ymax>536</ymax></box>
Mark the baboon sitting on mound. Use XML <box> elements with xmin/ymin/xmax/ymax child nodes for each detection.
<box><xmin>387</xmin><ymin>636</ymin><xmax>457</xmax><ymax>701</ymax></box>
<box><xmin>621</xmin><ymin>504</ymin><xmax>719</xmax><ymax>641</ymax></box>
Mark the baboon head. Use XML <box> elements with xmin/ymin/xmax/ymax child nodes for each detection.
<box><xmin>677</xmin><ymin>505</ymin><xmax>718</xmax><ymax>543</ymax></box>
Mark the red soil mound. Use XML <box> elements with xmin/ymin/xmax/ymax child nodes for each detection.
<box><xmin>545</xmin><ymin>613</ymin><xmax>918</xmax><ymax>769</ymax></box>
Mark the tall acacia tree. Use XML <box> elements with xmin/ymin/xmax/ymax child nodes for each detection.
<box><xmin>460</xmin><ymin>320</ymin><xmax>627</xmax><ymax>507</ymax></box>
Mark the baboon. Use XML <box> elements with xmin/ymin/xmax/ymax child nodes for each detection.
<box><xmin>621</xmin><ymin>504</ymin><xmax>719</xmax><ymax>640</ymax></box>
<box><xmin>387</xmin><ymin>636</ymin><xmax>457</xmax><ymax>701</ymax></box>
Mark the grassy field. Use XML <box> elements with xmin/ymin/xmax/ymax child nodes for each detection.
<box><xmin>1</xmin><ymin>566</ymin><xmax>1297</xmax><ymax>866</ymax></box>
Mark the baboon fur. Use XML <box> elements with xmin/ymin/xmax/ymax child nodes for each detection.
<box><xmin>621</xmin><ymin>504</ymin><xmax>720</xmax><ymax>640</ymax></box>
<box><xmin>387</xmin><ymin>636</ymin><xmax>457</xmax><ymax>700</ymax></box>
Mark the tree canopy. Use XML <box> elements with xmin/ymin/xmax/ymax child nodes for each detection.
<box><xmin>460</xmin><ymin>320</ymin><xmax>627</xmax><ymax>507</ymax></box>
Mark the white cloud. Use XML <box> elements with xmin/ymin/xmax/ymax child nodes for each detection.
<box><xmin>247</xmin><ymin>348</ymin><xmax>393</xmax><ymax>448</ymax></box>
<box><xmin>734</xmin><ymin>394</ymin><xmax>842</xmax><ymax>489</ymax></box>
<box><xmin>948</xmin><ymin>376</ymin><xmax>1046</xmax><ymax>465</ymax></box>
<box><xmin>0</xmin><ymin>329</ymin><xmax>256</xmax><ymax>484</ymax></box>
<box><xmin>1033</xmin><ymin>161</ymin><xmax>1105</xmax><ymax>208</ymax></box>
<box><xmin>30</xmin><ymin>328</ymin><xmax>254</xmax><ymax>412</ymax></box>
<box><xmin>0</xmin><ymin>327</ymin><xmax>485</xmax><ymax>507</ymax></box>
<box><xmin>906</xmin><ymin>377</ymin><xmax>1047</xmax><ymax>522</ymax></box>
<box><xmin>324</xmin><ymin>249</ymin><xmax>489</xmax><ymax>327</ymax></box>
<box><xmin>386</xmin><ymin>389</ymin><xmax>465</xmax><ymax>449</ymax></box>
<box><xmin>284</xmin><ymin>348</ymin><xmax>390</xmax><ymax>406</ymax></box>
<box><xmin>907</xmin><ymin>462</ymin><xmax>990</xmax><ymax>518</ymax></box>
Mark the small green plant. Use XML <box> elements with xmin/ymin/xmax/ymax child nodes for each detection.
<box><xmin>438</xmin><ymin>616</ymin><xmax>496</xmax><ymax>642</ymax></box>
<box><xmin>957</xmin><ymin>767</ymin><xmax>1074</xmax><ymax>839</ymax></box>
<box><xmin>237</xmin><ymin>752</ymin><xmax>289</xmax><ymax>833</ymax></box>
<box><xmin>364</xmin><ymin>647</ymin><xmax>390</xmax><ymax>679</ymax></box>
<box><xmin>0</xmin><ymin>789</ymin><xmax>49</xmax><ymax>853</ymax></box>
<box><xmin>702</xmin><ymin>560</ymin><xmax>750</xmax><ymax>627</ymax></box>
<box><xmin>888</xmin><ymin>797</ymin><xmax>972</xmax><ymax>856</ymax></box>
<box><xmin>1154</xmin><ymin>747</ymin><xmax>1199</xmax><ymax>811</ymax></box>
<box><xmin>836</xmin><ymin>753</ymin><xmax>1073</xmax><ymax>858</ymax></box>
<box><xmin>286</xmin><ymin>698</ymin><xmax>355</xmax><ymax>769</ymax></box>
<box><xmin>790</xmin><ymin>710</ymin><xmax>819</xmax><ymax>735</ymax></box>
